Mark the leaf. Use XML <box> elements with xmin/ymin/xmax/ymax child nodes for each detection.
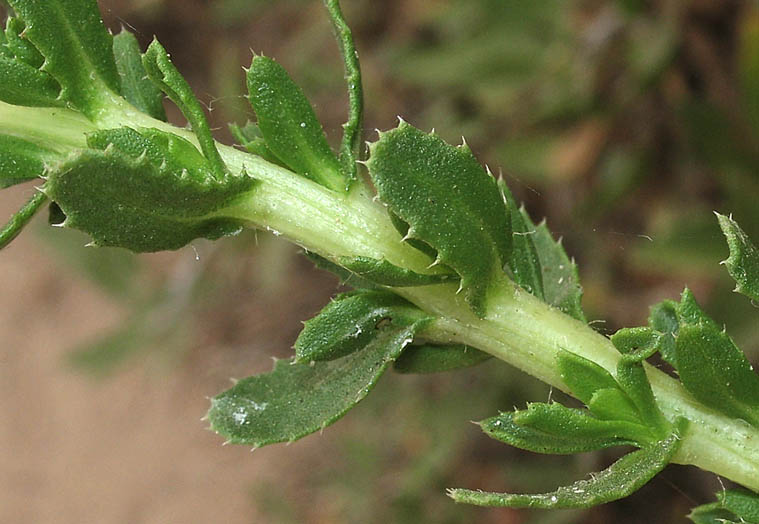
<box><xmin>337</xmin><ymin>256</ymin><xmax>456</xmax><ymax>287</ymax></box>
<box><xmin>303</xmin><ymin>251</ymin><xmax>379</xmax><ymax>289</ymax></box>
<box><xmin>0</xmin><ymin>134</ymin><xmax>57</xmax><ymax>188</ymax></box>
<box><xmin>523</xmin><ymin>212</ymin><xmax>585</xmax><ymax>321</ymax></box>
<box><xmin>648</xmin><ymin>300</ymin><xmax>678</xmax><ymax>366</ymax></box>
<box><xmin>720</xmin><ymin>490</ymin><xmax>759</xmax><ymax>522</ymax></box>
<box><xmin>4</xmin><ymin>18</ymin><xmax>43</xmax><ymax>68</ymax></box>
<box><xmin>611</xmin><ymin>329</ymin><xmax>670</xmax><ymax>436</ymax></box>
<box><xmin>294</xmin><ymin>290</ymin><xmax>428</xmax><ymax>363</ymax></box>
<box><xmin>716</xmin><ymin>213</ymin><xmax>759</xmax><ymax>302</ymax></box>
<box><xmin>208</xmin><ymin>323</ymin><xmax>419</xmax><ymax>446</ymax></box>
<box><xmin>142</xmin><ymin>39</ymin><xmax>226</xmax><ymax>178</ymax></box>
<box><xmin>228</xmin><ymin>121</ymin><xmax>285</xmax><ymax>167</ymax></box>
<box><xmin>87</xmin><ymin>126</ymin><xmax>215</xmax><ymax>183</ymax></box>
<box><xmin>0</xmin><ymin>54</ymin><xmax>63</xmax><ymax>107</ymax></box>
<box><xmin>393</xmin><ymin>344</ymin><xmax>491</xmax><ymax>374</ymax></box>
<box><xmin>112</xmin><ymin>31</ymin><xmax>167</xmax><ymax>121</ymax></box>
<box><xmin>246</xmin><ymin>55</ymin><xmax>345</xmax><ymax>191</ymax></box>
<box><xmin>675</xmin><ymin>323</ymin><xmax>759</xmax><ymax>426</ymax></box>
<box><xmin>688</xmin><ymin>504</ymin><xmax>741</xmax><ymax>524</ymax></box>
<box><xmin>323</xmin><ymin>0</ymin><xmax>363</xmax><ymax>181</ymax></box>
<box><xmin>499</xmin><ymin>180</ymin><xmax>544</xmax><ymax>298</ymax></box>
<box><xmin>557</xmin><ymin>350</ymin><xmax>619</xmax><ymax>405</ymax></box>
<box><xmin>480</xmin><ymin>404</ymin><xmax>641</xmax><ymax>455</ymax></box>
<box><xmin>0</xmin><ymin>191</ymin><xmax>46</xmax><ymax>250</ymax></box>
<box><xmin>43</xmin><ymin>148</ymin><xmax>255</xmax><ymax>252</ymax></box>
<box><xmin>588</xmin><ymin>388</ymin><xmax>642</xmax><ymax>425</ymax></box>
<box><xmin>449</xmin><ymin>419</ymin><xmax>686</xmax><ymax>508</ymax></box>
<box><xmin>689</xmin><ymin>490</ymin><xmax>759</xmax><ymax>524</ymax></box>
<box><xmin>7</xmin><ymin>0</ymin><xmax>121</xmax><ymax>116</ymax></box>
<box><xmin>367</xmin><ymin>122</ymin><xmax>511</xmax><ymax>316</ymax></box>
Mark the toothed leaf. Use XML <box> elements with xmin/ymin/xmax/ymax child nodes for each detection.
<box><xmin>4</xmin><ymin>18</ymin><xmax>43</xmax><ymax>68</ymax></box>
<box><xmin>208</xmin><ymin>322</ymin><xmax>421</xmax><ymax>446</ymax></box>
<box><xmin>688</xmin><ymin>504</ymin><xmax>741</xmax><ymax>524</ymax></box>
<box><xmin>324</xmin><ymin>0</ymin><xmax>363</xmax><ymax>181</ymax></box>
<box><xmin>142</xmin><ymin>39</ymin><xmax>226</xmax><ymax>178</ymax></box>
<box><xmin>716</xmin><ymin>213</ymin><xmax>759</xmax><ymax>303</ymax></box>
<box><xmin>246</xmin><ymin>55</ymin><xmax>345</xmax><ymax>191</ymax></box>
<box><xmin>0</xmin><ymin>134</ymin><xmax>57</xmax><ymax>188</ymax></box>
<box><xmin>44</xmin><ymin>148</ymin><xmax>255</xmax><ymax>252</ymax></box>
<box><xmin>480</xmin><ymin>404</ymin><xmax>641</xmax><ymax>455</ymax></box>
<box><xmin>87</xmin><ymin>127</ymin><xmax>214</xmax><ymax>182</ymax></box>
<box><xmin>0</xmin><ymin>54</ymin><xmax>63</xmax><ymax>107</ymax></box>
<box><xmin>113</xmin><ymin>31</ymin><xmax>167</xmax><ymax>121</ymax></box>
<box><xmin>499</xmin><ymin>180</ymin><xmax>543</xmax><ymax>298</ymax></box>
<box><xmin>450</xmin><ymin>420</ymin><xmax>685</xmax><ymax>508</ymax></box>
<box><xmin>393</xmin><ymin>344</ymin><xmax>491</xmax><ymax>374</ymax></box>
<box><xmin>6</xmin><ymin>0</ymin><xmax>120</xmax><ymax>116</ymax></box>
<box><xmin>337</xmin><ymin>256</ymin><xmax>456</xmax><ymax>287</ymax></box>
<box><xmin>523</xmin><ymin>211</ymin><xmax>586</xmax><ymax>321</ymax></box>
<box><xmin>675</xmin><ymin>323</ymin><xmax>759</xmax><ymax>426</ymax></box>
<box><xmin>690</xmin><ymin>490</ymin><xmax>759</xmax><ymax>524</ymax></box>
<box><xmin>294</xmin><ymin>290</ymin><xmax>429</xmax><ymax>363</ymax></box>
<box><xmin>367</xmin><ymin>122</ymin><xmax>511</xmax><ymax>316</ymax></box>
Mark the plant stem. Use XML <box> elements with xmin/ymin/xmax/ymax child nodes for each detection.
<box><xmin>2</xmin><ymin>100</ymin><xmax>758</xmax><ymax>492</ymax></box>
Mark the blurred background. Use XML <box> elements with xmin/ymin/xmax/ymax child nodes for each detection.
<box><xmin>1</xmin><ymin>0</ymin><xmax>758</xmax><ymax>522</ymax></box>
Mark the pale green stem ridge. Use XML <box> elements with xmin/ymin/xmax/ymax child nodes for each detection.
<box><xmin>1</xmin><ymin>99</ymin><xmax>757</xmax><ymax>492</ymax></box>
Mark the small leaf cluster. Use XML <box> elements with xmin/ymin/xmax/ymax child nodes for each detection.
<box><xmin>450</xmin><ymin>332</ymin><xmax>685</xmax><ymax>509</ymax></box>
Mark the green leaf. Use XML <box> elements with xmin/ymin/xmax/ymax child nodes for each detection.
<box><xmin>208</xmin><ymin>323</ymin><xmax>419</xmax><ymax>446</ymax></box>
<box><xmin>87</xmin><ymin>126</ymin><xmax>216</xmax><ymax>183</ymax></box>
<box><xmin>7</xmin><ymin>0</ymin><xmax>121</xmax><ymax>116</ymax></box>
<box><xmin>142</xmin><ymin>39</ymin><xmax>226</xmax><ymax>178</ymax></box>
<box><xmin>648</xmin><ymin>300</ymin><xmax>678</xmax><ymax>365</ymax></box>
<box><xmin>43</xmin><ymin>148</ymin><xmax>255</xmax><ymax>252</ymax></box>
<box><xmin>337</xmin><ymin>256</ymin><xmax>456</xmax><ymax>287</ymax></box>
<box><xmin>0</xmin><ymin>190</ymin><xmax>46</xmax><ymax>250</ymax></box>
<box><xmin>588</xmin><ymin>388</ymin><xmax>642</xmax><ymax>425</ymax></box>
<box><xmin>720</xmin><ymin>490</ymin><xmax>759</xmax><ymax>522</ymax></box>
<box><xmin>688</xmin><ymin>504</ymin><xmax>741</xmax><ymax>524</ymax></box>
<box><xmin>716</xmin><ymin>213</ymin><xmax>759</xmax><ymax>303</ymax></box>
<box><xmin>367</xmin><ymin>122</ymin><xmax>512</xmax><ymax>316</ymax></box>
<box><xmin>675</xmin><ymin>323</ymin><xmax>759</xmax><ymax>426</ymax></box>
<box><xmin>0</xmin><ymin>134</ymin><xmax>57</xmax><ymax>188</ymax></box>
<box><xmin>294</xmin><ymin>290</ymin><xmax>428</xmax><ymax>363</ymax></box>
<box><xmin>228</xmin><ymin>121</ymin><xmax>285</xmax><ymax>167</ymax></box>
<box><xmin>499</xmin><ymin>180</ymin><xmax>544</xmax><ymax>298</ymax></box>
<box><xmin>523</xmin><ymin>212</ymin><xmax>585</xmax><ymax>321</ymax></box>
<box><xmin>393</xmin><ymin>344</ymin><xmax>491</xmax><ymax>374</ymax></box>
<box><xmin>112</xmin><ymin>31</ymin><xmax>167</xmax><ymax>121</ymax></box>
<box><xmin>481</xmin><ymin>404</ymin><xmax>642</xmax><ymax>454</ymax></box>
<box><xmin>677</xmin><ymin>288</ymin><xmax>718</xmax><ymax>328</ymax></box>
<box><xmin>557</xmin><ymin>350</ymin><xmax>619</xmax><ymax>405</ymax></box>
<box><xmin>303</xmin><ymin>251</ymin><xmax>379</xmax><ymax>289</ymax></box>
<box><xmin>0</xmin><ymin>54</ymin><xmax>63</xmax><ymax>107</ymax></box>
<box><xmin>449</xmin><ymin>419</ymin><xmax>686</xmax><ymax>508</ymax></box>
<box><xmin>611</xmin><ymin>329</ymin><xmax>670</xmax><ymax>436</ymax></box>
<box><xmin>4</xmin><ymin>18</ymin><xmax>44</xmax><ymax>68</ymax></box>
<box><xmin>246</xmin><ymin>55</ymin><xmax>345</xmax><ymax>191</ymax></box>
<box><xmin>690</xmin><ymin>490</ymin><xmax>759</xmax><ymax>524</ymax></box>
<box><xmin>323</xmin><ymin>0</ymin><xmax>363</xmax><ymax>182</ymax></box>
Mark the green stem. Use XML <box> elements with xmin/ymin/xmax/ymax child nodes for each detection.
<box><xmin>1</xmin><ymin>99</ymin><xmax>758</xmax><ymax>492</ymax></box>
